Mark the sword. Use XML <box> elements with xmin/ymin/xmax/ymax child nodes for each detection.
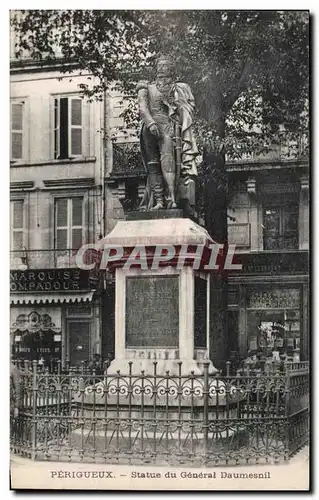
<box><xmin>174</xmin><ymin>119</ymin><xmax>182</xmax><ymax>192</ymax></box>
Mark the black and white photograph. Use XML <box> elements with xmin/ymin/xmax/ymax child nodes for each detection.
<box><xmin>8</xmin><ymin>8</ymin><xmax>310</xmax><ymax>491</ymax></box>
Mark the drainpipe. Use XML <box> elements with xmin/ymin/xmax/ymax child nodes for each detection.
<box><xmin>102</xmin><ymin>80</ymin><xmax>112</xmax><ymax>238</ymax></box>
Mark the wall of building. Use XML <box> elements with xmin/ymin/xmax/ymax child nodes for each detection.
<box><xmin>227</xmin><ymin>166</ymin><xmax>309</xmax><ymax>252</ymax></box>
<box><xmin>10</xmin><ymin>67</ymin><xmax>106</xmax><ymax>366</ymax></box>
<box><xmin>227</xmin><ymin>164</ymin><xmax>309</xmax><ymax>362</ymax></box>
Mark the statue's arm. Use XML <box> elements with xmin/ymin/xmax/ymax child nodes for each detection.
<box><xmin>137</xmin><ymin>85</ymin><xmax>156</xmax><ymax>129</ymax></box>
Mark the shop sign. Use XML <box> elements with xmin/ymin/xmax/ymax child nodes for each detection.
<box><xmin>10</xmin><ymin>268</ymin><xmax>93</xmax><ymax>293</ymax></box>
<box><xmin>234</xmin><ymin>251</ymin><xmax>309</xmax><ymax>275</ymax></box>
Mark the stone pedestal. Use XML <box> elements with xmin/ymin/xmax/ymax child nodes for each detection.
<box><xmin>101</xmin><ymin>212</ymin><xmax>218</xmax><ymax>376</ymax></box>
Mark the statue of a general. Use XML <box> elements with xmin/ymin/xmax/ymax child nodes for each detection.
<box><xmin>137</xmin><ymin>56</ymin><xmax>200</xmax><ymax>213</ymax></box>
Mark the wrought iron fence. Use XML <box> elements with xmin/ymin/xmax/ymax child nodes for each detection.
<box><xmin>10</xmin><ymin>360</ymin><xmax>309</xmax><ymax>466</ymax></box>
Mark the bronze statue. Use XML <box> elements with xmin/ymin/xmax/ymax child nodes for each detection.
<box><xmin>137</xmin><ymin>56</ymin><xmax>199</xmax><ymax>214</ymax></box>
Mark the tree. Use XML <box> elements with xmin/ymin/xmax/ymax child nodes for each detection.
<box><xmin>141</xmin><ymin>10</ymin><xmax>309</xmax><ymax>240</ymax></box>
<box><xmin>11</xmin><ymin>9</ymin><xmax>309</xmax><ymax>240</ymax></box>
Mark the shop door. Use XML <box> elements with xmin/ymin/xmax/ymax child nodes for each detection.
<box><xmin>68</xmin><ymin>321</ymin><xmax>90</xmax><ymax>366</ymax></box>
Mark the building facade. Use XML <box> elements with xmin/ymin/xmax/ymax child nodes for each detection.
<box><xmin>226</xmin><ymin>153</ymin><xmax>309</xmax><ymax>363</ymax></box>
<box><xmin>104</xmin><ymin>137</ymin><xmax>310</xmax><ymax>365</ymax></box>
<box><xmin>10</xmin><ymin>55</ymin><xmax>309</xmax><ymax>368</ymax></box>
<box><xmin>10</xmin><ymin>59</ymin><xmax>107</xmax><ymax>367</ymax></box>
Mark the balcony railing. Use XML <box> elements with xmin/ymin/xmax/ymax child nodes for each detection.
<box><xmin>225</xmin><ymin>135</ymin><xmax>309</xmax><ymax>163</ymax></box>
<box><xmin>263</xmin><ymin>235</ymin><xmax>299</xmax><ymax>251</ymax></box>
<box><xmin>10</xmin><ymin>249</ymin><xmax>98</xmax><ymax>270</ymax></box>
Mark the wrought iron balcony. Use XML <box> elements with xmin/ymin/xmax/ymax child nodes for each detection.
<box><xmin>111</xmin><ymin>141</ymin><xmax>145</xmax><ymax>178</ymax></box>
<box><xmin>226</xmin><ymin>135</ymin><xmax>309</xmax><ymax>163</ymax></box>
<box><xmin>10</xmin><ymin>249</ymin><xmax>98</xmax><ymax>270</ymax></box>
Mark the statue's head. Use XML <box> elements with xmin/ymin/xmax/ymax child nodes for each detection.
<box><xmin>156</xmin><ymin>55</ymin><xmax>174</xmax><ymax>78</ymax></box>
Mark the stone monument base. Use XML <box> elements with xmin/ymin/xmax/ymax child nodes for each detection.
<box><xmin>101</xmin><ymin>216</ymin><xmax>217</xmax><ymax>378</ymax></box>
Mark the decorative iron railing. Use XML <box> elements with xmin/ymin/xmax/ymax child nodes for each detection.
<box><xmin>112</xmin><ymin>142</ymin><xmax>145</xmax><ymax>177</ymax></box>
<box><xmin>10</xmin><ymin>360</ymin><xmax>309</xmax><ymax>466</ymax></box>
<box><xmin>225</xmin><ymin>135</ymin><xmax>309</xmax><ymax>163</ymax></box>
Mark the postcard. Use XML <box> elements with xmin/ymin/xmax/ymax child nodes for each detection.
<box><xmin>9</xmin><ymin>9</ymin><xmax>310</xmax><ymax>492</ymax></box>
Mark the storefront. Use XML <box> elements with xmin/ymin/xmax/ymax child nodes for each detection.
<box><xmin>227</xmin><ymin>251</ymin><xmax>309</xmax><ymax>362</ymax></box>
<box><xmin>10</xmin><ymin>268</ymin><xmax>101</xmax><ymax>367</ymax></box>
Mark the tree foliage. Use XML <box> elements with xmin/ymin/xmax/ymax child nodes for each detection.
<box><xmin>11</xmin><ymin>10</ymin><xmax>309</xmax><ymax>238</ymax></box>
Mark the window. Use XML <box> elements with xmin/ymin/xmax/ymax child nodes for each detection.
<box><xmin>11</xmin><ymin>101</ymin><xmax>24</xmax><ymax>160</ymax></box>
<box><xmin>263</xmin><ymin>205</ymin><xmax>298</xmax><ymax>250</ymax></box>
<box><xmin>246</xmin><ymin>288</ymin><xmax>301</xmax><ymax>361</ymax></box>
<box><xmin>11</xmin><ymin>200</ymin><xmax>24</xmax><ymax>250</ymax></box>
<box><xmin>54</xmin><ymin>96</ymin><xmax>83</xmax><ymax>159</ymax></box>
<box><xmin>55</xmin><ymin>198</ymin><xmax>84</xmax><ymax>249</ymax></box>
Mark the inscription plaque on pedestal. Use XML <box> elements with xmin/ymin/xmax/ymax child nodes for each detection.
<box><xmin>125</xmin><ymin>275</ymin><xmax>179</xmax><ymax>347</ymax></box>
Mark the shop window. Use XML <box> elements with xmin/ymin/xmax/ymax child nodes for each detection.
<box><xmin>54</xmin><ymin>96</ymin><xmax>83</xmax><ymax>159</ymax></box>
<box><xmin>10</xmin><ymin>200</ymin><xmax>24</xmax><ymax>250</ymax></box>
<box><xmin>11</xmin><ymin>311</ymin><xmax>61</xmax><ymax>364</ymax></box>
<box><xmin>11</xmin><ymin>100</ymin><xmax>24</xmax><ymax>160</ymax></box>
<box><xmin>55</xmin><ymin>197</ymin><xmax>84</xmax><ymax>250</ymax></box>
<box><xmin>263</xmin><ymin>205</ymin><xmax>298</xmax><ymax>250</ymax></box>
<box><xmin>247</xmin><ymin>288</ymin><xmax>301</xmax><ymax>362</ymax></box>
<box><xmin>67</xmin><ymin>321</ymin><xmax>90</xmax><ymax>366</ymax></box>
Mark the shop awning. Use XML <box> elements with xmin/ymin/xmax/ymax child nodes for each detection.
<box><xmin>10</xmin><ymin>291</ymin><xmax>94</xmax><ymax>306</ymax></box>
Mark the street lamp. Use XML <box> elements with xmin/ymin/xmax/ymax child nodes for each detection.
<box><xmin>18</xmin><ymin>246</ymin><xmax>28</xmax><ymax>271</ymax></box>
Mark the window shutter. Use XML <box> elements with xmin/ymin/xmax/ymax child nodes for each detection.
<box><xmin>54</xmin><ymin>96</ymin><xmax>83</xmax><ymax>159</ymax></box>
<box><xmin>55</xmin><ymin>197</ymin><xmax>83</xmax><ymax>250</ymax></box>
<box><xmin>11</xmin><ymin>200</ymin><xmax>24</xmax><ymax>250</ymax></box>
<box><xmin>71</xmin><ymin>229</ymin><xmax>83</xmax><ymax>250</ymax></box>
<box><xmin>72</xmin><ymin>197</ymin><xmax>83</xmax><ymax>226</ymax></box>
<box><xmin>71</xmin><ymin>197</ymin><xmax>83</xmax><ymax>249</ymax></box>
<box><xmin>11</xmin><ymin>102</ymin><xmax>23</xmax><ymax>160</ymax></box>
<box><xmin>54</xmin><ymin>98</ymin><xmax>60</xmax><ymax>159</ymax></box>
<box><xmin>71</xmin><ymin>98</ymin><xmax>82</xmax><ymax>126</ymax></box>
<box><xmin>56</xmin><ymin>229</ymin><xmax>68</xmax><ymax>250</ymax></box>
<box><xmin>70</xmin><ymin>98</ymin><xmax>82</xmax><ymax>156</ymax></box>
<box><xmin>56</xmin><ymin>198</ymin><xmax>68</xmax><ymax>226</ymax></box>
<box><xmin>59</xmin><ymin>98</ymin><xmax>69</xmax><ymax>159</ymax></box>
<box><xmin>55</xmin><ymin>198</ymin><xmax>68</xmax><ymax>249</ymax></box>
<box><xmin>13</xmin><ymin>200</ymin><xmax>23</xmax><ymax>228</ymax></box>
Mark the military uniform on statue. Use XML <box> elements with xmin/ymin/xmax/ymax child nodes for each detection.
<box><xmin>137</xmin><ymin>55</ymin><xmax>200</xmax><ymax>215</ymax></box>
<box><xmin>101</xmin><ymin>56</ymin><xmax>217</xmax><ymax>377</ymax></box>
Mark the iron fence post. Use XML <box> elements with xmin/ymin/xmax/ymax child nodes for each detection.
<box><xmin>152</xmin><ymin>361</ymin><xmax>158</xmax><ymax>459</ymax></box>
<box><xmin>225</xmin><ymin>361</ymin><xmax>231</xmax><ymax>440</ymax></box>
<box><xmin>284</xmin><ymin>361</ymin><xmax>292</xmax><ymax>460</ymax></box>
<box><xmin>31</xmin><ymin>360</ymin><xmax>37</xmax><ymax>460</ymax></box>
<box><xmin>203</xmin><ymin>361</ymin><xmax>210</xmax><ymax>460</ymax></box>
<box><xmin>177</xmin><ymin>361</ymin><xmax>182</xmax><ymax>457</ymax></box>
